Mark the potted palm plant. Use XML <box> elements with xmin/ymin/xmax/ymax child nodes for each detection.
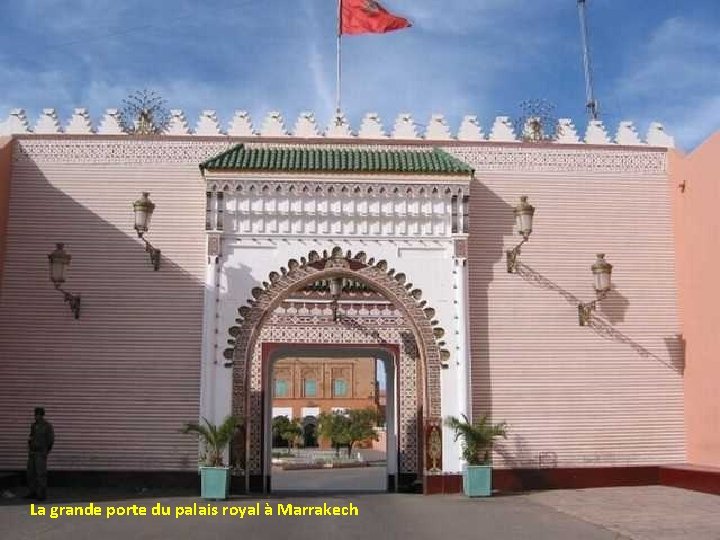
<box><xmin>182</xmin><ymin>415</ymin><xmax>238</xmax><ymax>500</ymax></box>
<box><xmin>445</xmin><ymin>414</ymin><xmax>507</xmax><ymax>497</ymax></box>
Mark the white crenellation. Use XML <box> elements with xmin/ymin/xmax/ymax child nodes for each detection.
<box><xmin>293</xmin><ymin>112</ymin><xmax>321</xmax><ymax>138</ymax></box>
<box><xmin>457</xmin><ymin>116</ymin><xmax>484</xmax><ymax>141</ymax></box>
<box><xmin>228</xmin><ymin>110</ymin><xmax>256</xmax><ymax>136</ymax></box>
<box><xmin>615</xmin><ymin>121</ymin><xmax>642</xmax><ymax>146</ymax></box>
<box><xmin>65</xmin><ymin>108</ymin><xmax>94</xmax><ymax>134</ymax></box>
<box><xmin>261</xmin><ymin>111</ymin><xmax>289</xmax><ymax>137</ymax></box>
<box><xmin>646</xmin><ymin>122</ymin><xmax>675</xmax><ymax>148</ymax></box>
<box><xmin>34</xmin><ymin>108</ymin><xmax>63</xmax><ymax>134</ymax></box>
<box><xmin>392</xmin><ymin>114</ymin><xmax>419</xmax><ymax>139</ymax></box>
<box><xmin>165</xmin><ymin>109</ymin><xmax>191</xmax><ymax>135</ymax></box>
<box><xmin>325</xmin><ymin>112</ymin><xmax>353</xmax><ymax>138</ymax></box>
<box><xmin>584</xmin><ymin>120</ymin><xmax>611</xmax><ymax>144</ymax></box>
<box><xmin>358</xmin><ymin>113</ymin><xmax>387</xmax><ymax>139</ymax></box>
<box><xmin>556</xmin><ymin>118</ymin><xmax>581</xmax><ymax>144</ymax></box>
<box><xmin>0</xmin><ymin>109</ymin><xmax>31</xmax><ymax>134</ymax></box>
<box><xmin>489</xmin><ymin>116</ymin><xmax>516</xmax><ymax>142</ymax></box>
<box><xmin>97</xmin><ymin>109</ymin><xmax>125</xmax><ymax>135</ymax></box>
<box><xmin>1</xmin><ymin>107</ymin><xmax>676</xmax><ymax>148</ymax></box>
<box><xmin>195</xmin><ymin>110</ymin><xmax>223</xmax><ymax>136</ymax></box>
<box><xmin>424</xmin><ymin>114</ymin><xmax>452</xmax><ymax>140</ymax></box>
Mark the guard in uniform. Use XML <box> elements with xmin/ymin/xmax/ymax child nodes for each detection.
<box><xmin>27</xmin><ymin>407</ymin><xmax>54</xmax><ymax>500</ymax></box>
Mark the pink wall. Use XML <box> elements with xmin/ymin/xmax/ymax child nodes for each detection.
<box><xmin>0</xmin><ymin>137</ymin><xmax>12</xmax><ymax>289</ymax></box>
<box><xmin>459</xmin><ymin>145</ymin><xmax>684</xmax><ymax>468</ymax></box>
<box><xmin>670</xmin><ymin>133</ymin><xmax>720</xmax><ymax>467</ymax></box>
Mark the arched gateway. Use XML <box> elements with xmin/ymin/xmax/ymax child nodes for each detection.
<box><xmin>200</xmin><ymin>143</ymin><xmax>475</xmax><ymax>493</ymax></box>
<box><xmin>225</xmin><ymin>247</ymin><xmax>448</xmax><ymax>492</ymax></box>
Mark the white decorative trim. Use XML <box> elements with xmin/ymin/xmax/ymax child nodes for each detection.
<box><xmin>34</xmin><ymin>109</ymin><xmax>63</xmax><ymax>134</ymax></box>
<box><xmin>15</xmin><ymin>139</ymin><xmax>233</xmax><ymax>164</ymax></box>
<box><xmin>65</xmin><ymin>108</ymin><xmax>94</xmax><ymax>134</ymax></box>
<box><xmin>206</xmin><ymin>179</ymin><xmax>467</xmax><ymax>239</ymax></box>
<box><xmin>358</xmin><ymin>113</ymin><xmax>387</xmax><ymax>139</ymax></box>
<box><xmin>165</xmin><ymin>109</ymin><xmax>191</xmax><ymax>135</ymax></box>
<box><xmin>261</xmin><ymin>112</ymin><xmax>289</xmax><ymax>137</ymax></box>
<box><xmin>392</xmin><ymin>114</ymin><xmax>419</xmax><ymax>140</ymax></box>
<box><xmin>447</xmin><ymin>146</ymin><xmax>666</xmax><ymax>174</ymax></box>
<box><xmin>556</xmin><ymin>118</ymin><xmax>581</xmax><ymax>144</ymax></box>
<box><xmin>489</xmin><ymin>116</ymin><xmax>516</xmax><ymax>142</ymax></box>
<box><xmin>97</xmin><ymin>109</ymin><xmax>125</xmax><ymax>135</ymax></box>
<box><xmin>0</xmin><ymin>109</ymin><xmax>31</xmax><ymax>134</ymax></box>
<box><xmin>424</xmin><ymin>114</ymin><xmax>452</xmax><ymax>140</ymax></box>
<box><xmin>13</xmin><ymin>138</ymin><xmax>666</xmax><ymax>173</ymax></box>
<box><xmin>0</xmin><ymin>108</ymin><xmax>677</xmax><ymax>146</ymax></box>
<box><xmin>457</xmin><ymin>116</ymin><xmax>484</xmax><ymax>141</ymax></box>
<box><xmin>585</xmin><ymin>120</ymin><xmax>611</xmax><ymax>144</ymax></box>
<box><xmin>615</xmin><ymin>121</ymin><xmax>642</xmax><ymax>146</ymax></box>
<box><xmin>293</xmin><ymin>112</ymin><xmax>321</xmax><ymax>138</ymax></box>
<box><xmin>646</xmin><ymin>122</ymin><xmax>675</xmax><ymax>149</ymax></box>
<box><xmin>325</xmin><ymin>113</ymin><xmax>352</xmax><ymax>138</ymax></box>
<box><xmin>195</xmin><ymin>110</ymin><xmax>223</xmax><ymax>136</ymax></box>
<box><xmin>228</xmin><ymin>110</ymin><xmax>256</xmax><ymax>137</ymax></box>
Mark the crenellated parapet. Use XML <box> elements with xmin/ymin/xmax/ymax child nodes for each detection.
<box><xmin>0</xmin><ymin>108</ymin><xmax>675</xmax><ymax>147</ymax></box>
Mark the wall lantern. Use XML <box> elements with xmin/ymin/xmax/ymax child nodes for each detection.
<box><xmin>133</xmin><ymin>192</ymin><xmax>161</xmax><ymax>271</ymax></box>
<box><xmin>506</xmin><ymin>195</ymin><xmax>535</xmax><ymax>273</ymax></box>
<box><xmin>48</xmin><ymin>243</ymin><xmax>81</xmax><ymax>319</ymax></box>
<box><xmin>329</xmin><ymin>277</ymin><xmax>344</xmax><ymax>323</ymax></box>
<box><xmin>578</xmin><ymin>254</ymin><xmax>613</xmax><ymax>326</ymax></box>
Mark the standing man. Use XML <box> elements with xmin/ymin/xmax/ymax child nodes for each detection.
<box><xmin>27</xmin><ymin>407</ymin><xmax>54</xmax><ymax>500</ymax></box>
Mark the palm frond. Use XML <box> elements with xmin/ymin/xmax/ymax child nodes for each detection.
<box><xmin>182</xmin><ymin>415</ymin><xmax>238</xmax><ymax>467</ymax></box>
<box><xmin>445</xmin><ymin>414</ymin><xmax>509</xmax><ymax>465</ymax></box>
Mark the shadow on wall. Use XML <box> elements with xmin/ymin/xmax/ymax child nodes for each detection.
<box><xmin>0</xmin><ymin>158</ymin><xmax>207</xmax><ymax>471</ymax></box>
<box><xmin>598</xmin><ymin>288</ymin><xmax>630</xmax><ymax>325</ymax></box>
<box><xmin>467</xmin><ymin>180</ymin><xmax>514</xmax><ymax>420</ymax></box>
<box><xmin>516</xmin><ymin>261</ymin><xmax>683</xmax><ymax>374</ymax></box>
<box><xmin>496</xmin><ymin>434</ymin><xmax>543</xmax><ymax>468</ymax></box>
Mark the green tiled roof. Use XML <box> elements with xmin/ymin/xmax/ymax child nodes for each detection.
<box><xmin>200</xmin><ymin>144</ymin><xmax>473</xmax><ymax>175</ymax></box>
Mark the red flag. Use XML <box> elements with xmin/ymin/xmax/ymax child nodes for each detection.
<box><xmin>340</xmin><ymin>0</ymin><xmax>411</xmax><ymax>35</ymax></box>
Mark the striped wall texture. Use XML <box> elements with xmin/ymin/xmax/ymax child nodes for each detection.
<box><xmin>0</xmin><ymin>139</ymin><xmax>213</xmax><ymax>471</ymax></box>
<box><xmin>0</xmin><ymin>137</ymin><xmax>12</xmax><ymax>288</ymax></box>
<box><xmin>0</xmin><ymin>136</ymin><xmax>685</xmax><ymax>472</ymax></box>
<box><xmin>461</xmin><ymin>152</ymin><xmax>685</xmax><ymax>468</ymax></box>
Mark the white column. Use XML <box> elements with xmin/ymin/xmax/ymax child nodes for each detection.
<box><xmin>455</xmin><ymin>257</ymin><xmax>470</xmax><ymax>419</ymax></box>
<box><xmin>199</xmin><ymin>235</ymin><xmax>220</xmax><ymax>425</ymax></box>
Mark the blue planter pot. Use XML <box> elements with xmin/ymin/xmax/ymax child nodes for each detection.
<box><xmin>463</xmin><ymin>465</ymin><xmax>492</xmax><ymax>497</ymax></box>
<box><xmin>200</xmin><ymin>467</ymin><xmax>230</xmax><ymax>500</ymax></box>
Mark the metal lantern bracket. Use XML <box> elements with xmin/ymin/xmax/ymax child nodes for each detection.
<box><xmin>578</xmin><ymin>289</ymin><xmax>608</xmax><ymax>327</ymax></box>
<box><xmin>57</xmin><ymin>287</ymin><xmax>81</xmax><ymax>319</ymax></box>
<box><xmin>506</xmin><ymin>238</ymin><xmax>527</xmax><ymax>274</ymax></box>
<box><xmin>142</xmin><ymin>237</ymin><xmax>161</xmax><ymax>271</ymax></box>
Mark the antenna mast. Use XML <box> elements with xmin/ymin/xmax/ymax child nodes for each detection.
<box><xmin>577</xmin><ymin>0</ymin><xmax>599</xmax><ymax>120</ymax></box>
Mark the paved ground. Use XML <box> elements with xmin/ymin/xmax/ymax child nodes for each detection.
<box><xmin>272</xmin><ymin>465</ymin><xmax>387</xmax><ymax>491</ymax></box>
<box><xmin>1</xmin><ymin>485</ymin><xmax>718</xmax><ymax>540</ymax></box>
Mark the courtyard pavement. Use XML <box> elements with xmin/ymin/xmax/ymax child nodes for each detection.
<box><xmin>272</xmin><ymin>465</ymin><xmax>388</xmax><ymax>491</ymax></box>
<box><xmin>1</xmin><ymin>485</ymin><xmax>718</xmax><ymax>539</ymax></box>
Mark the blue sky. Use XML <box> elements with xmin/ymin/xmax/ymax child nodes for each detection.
<box><xmin>1</xmin><ymin>0</ymin><xmax>718</xmax><ymax>150</ymax></box>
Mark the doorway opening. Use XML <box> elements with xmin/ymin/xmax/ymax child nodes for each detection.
<box><xmin>266</xmin><ymin>349</ymin><xmax>396</xmax><ymax>493</ymax></box>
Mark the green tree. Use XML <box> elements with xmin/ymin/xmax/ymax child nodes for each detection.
<box><xmin>445</xmin><ymin>414</ymin><xmax>507</xmax><ymax>465</ymax></box>
<box><xmin>272</xmin><ymin>416</ymin><xmax>302</xmax><ymax>449</ymax></box>
<box><xmin>318</xmin><ymin>408</ymin><xmax>379</xmax><ymax>457</ymax></box>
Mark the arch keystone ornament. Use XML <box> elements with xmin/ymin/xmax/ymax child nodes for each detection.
<box><xmin>226</xmin><ymin>248</ymin><xmax>447</xmax><ymax>492</ymax></box>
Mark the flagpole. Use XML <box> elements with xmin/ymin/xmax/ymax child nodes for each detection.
<box><xmin>336</xmin><ymin>0</ymin><xmax>342</xmax><ymax>115</ymax></box>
